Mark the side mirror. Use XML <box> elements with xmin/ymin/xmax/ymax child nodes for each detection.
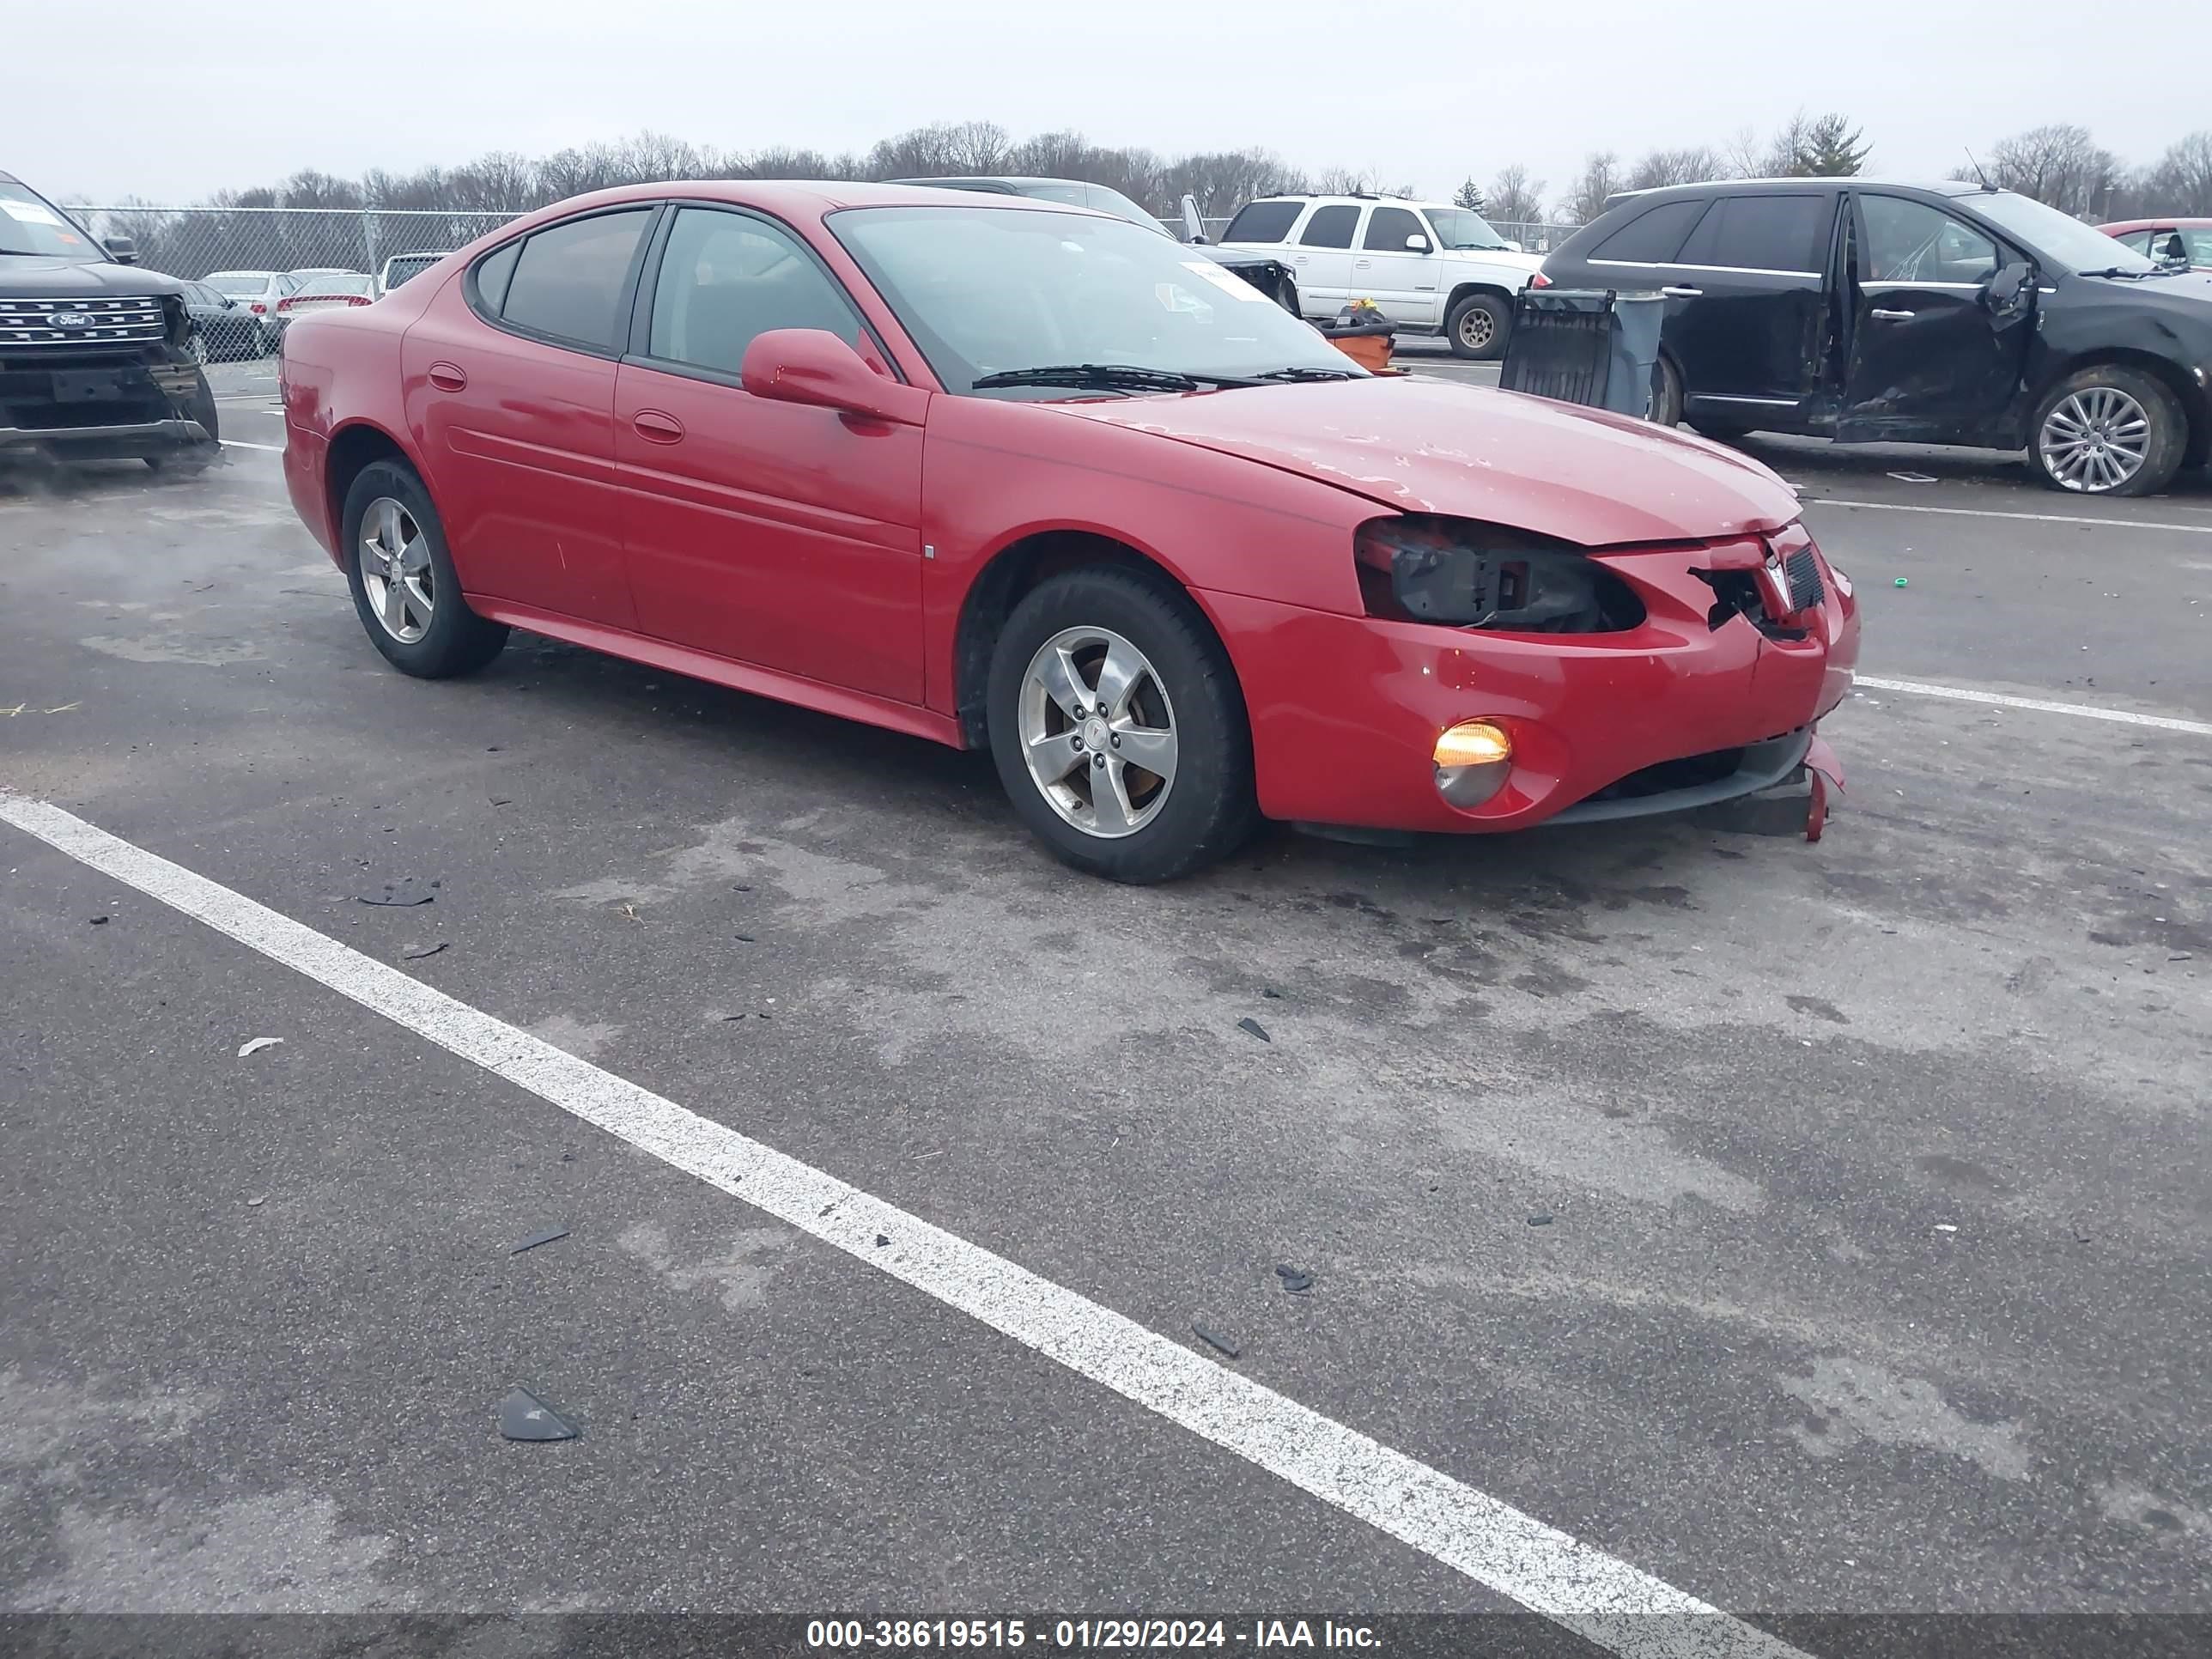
<box><xmin>1505</xmin><ymin>239</ymin><xmax>1524</xmax><ymax>253</ymax></box>
<box><xmin>1404</xmin><ymin>234</ymin><xmax>1431</xmax><ymax>252</ymax></box>
<box><xmin>103</xmin><ymin>235</ymin><xmax>137</xmax><ymax>264</ymax></box>
<box><xmin>739</xmin><ymin>328</ymin><xmax>927</xmax><ymax>425</ymax></box>
<box><xmin>1180</xmin><ymin>194</ymin><xmax>1206</xmax><ymax>245</ymax></box>
<box><xmin>1983</xmin><ymin>260</ymin><xmax>2033</xmax><ymax>312</ymax></box>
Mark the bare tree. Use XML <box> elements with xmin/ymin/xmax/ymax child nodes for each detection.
<box><xmin>2142</xmin><ymin>129</ymin><xmax>2212</xmax><ymax>215</ymax></box>
<box><xmin>1625</xmin><ymin>146</ymin><xmax>1725</xmax><ymax>191</ymax></box>
<box><xmin>1984</xmin><ymin>123</ymin><xmax>2120</xmax><ymax>217</ymax></box>
<box><xmin>1485</xmin><ymin>164</ymin><xmax>1547</xmax><ymax>227</ymax></box>
<box><xmin>1558</xmin><ymin>152</ymin><xmax>1621</xmax><ymax>224</ymax></box>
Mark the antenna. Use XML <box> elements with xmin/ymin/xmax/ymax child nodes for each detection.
<box><xmin>1962</xmin><ymin>147</ymin><xmax>1993</xmax><ymax>191</ymax></box>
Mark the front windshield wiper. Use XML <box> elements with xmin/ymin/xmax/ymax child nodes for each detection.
<box><xmin>971</xmin><ymin>363</ymin><xmax>1261</xmax><ymax>392</ymax></box>
<box><xmin>1250</xmin><ymin>365</ymin><xmax>1360</xmax><ymax>382</ymax></box>
<box><xmin>2075</xmin><ymin>266</ymin><xmax>2161</xmax><ymax>280</ymax></box>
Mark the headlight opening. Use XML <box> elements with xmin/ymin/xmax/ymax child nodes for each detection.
<box><xmin>1354</xmin><ymin>515</ymin><xmax>1644</xmax><ymax>634</ymax></box>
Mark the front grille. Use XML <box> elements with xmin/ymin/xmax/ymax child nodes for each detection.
<box><xmin>1784</xmin><ymin>544</ymin><xmax>1825</xmax><ymax>613</ymax></box>
<box><xmin>0</xmin><ymin>295</ymin><xmax>167</xmax><ymax>349</ymax></box>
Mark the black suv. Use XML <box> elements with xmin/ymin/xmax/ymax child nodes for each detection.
<box><xmin>2</xmin><ymin>171</ymin><xmax>221</xmax><ymax>471</ymax></box>
<box><xmin>1542</xmin><ymin>178</ymin><xmax>2212</xmax><ymax>496</ymax></box>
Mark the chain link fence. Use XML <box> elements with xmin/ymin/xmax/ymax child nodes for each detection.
<box><xmin>69</xmin><ymin>206</ymin><xmax>524</xmax><ymax>287</ymax></box>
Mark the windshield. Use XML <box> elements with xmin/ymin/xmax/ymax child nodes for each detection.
<box><xmin>1006</xmin><ymin>181</ymin><xmax>1171</xmax><ymax>238</ymax></box>
<box><xmin>1424</xmin><ymin>207</ymin><xmax>1512</xmax><ymax>251</ymax></box>
<box><xmin>0</xmin><ymin>179</ymin><xmax>100</xmax><ymax>259</ymax></box>
<box><xmin>1966</xmin><ymin>191</ymin><xmax>2155</xmax><ymax>276</ymax></box>
<box><xmin>206</xmin><ymin>273</ymin><xmax>267</xmax><ymax>295</ymax></box>
<box><xmin>831</xmin><ymin>204</ymin><xmax>1358</xmax><ymax>398</ymax></box>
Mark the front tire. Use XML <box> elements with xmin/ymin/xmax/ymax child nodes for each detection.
<box><xmin>341</xmin><ymin>459</ymin><xmax>508</xmax><ymax>678</ymax></box>
<box><xmin>144</xmin><ymin>369</ymin><xmax>220</xmax><ymax>473</ymax></box>
<box><xmin>1445</xmin><ymin>292</ymin><xmax>1511</xmax><ymax>361</ymax></box>
<box><xmin>2027</xmin><ymin>366</ymin><xmax>2185</xmax><ymax>497</ymax></box>
<box><xmin>986</xmin><ymin>567</ymin><xmax>1256</xmax><ymax>884</ymax></box>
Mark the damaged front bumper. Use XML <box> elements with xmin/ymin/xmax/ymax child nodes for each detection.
<box><xmin>0</xmin><ymin>356</ymin><xmax>215</xmax><ymax>464</ymax></box>
<box><xmin>1547</xmin><ymin>727</ymin><xmax>1845</xmax><ymax>841</ymax></box>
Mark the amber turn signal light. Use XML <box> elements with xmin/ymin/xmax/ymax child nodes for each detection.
<box><xmin>1433</xmin><ymin>720</ymin><xmax>1514</xmax><ymax>809</ymax></box>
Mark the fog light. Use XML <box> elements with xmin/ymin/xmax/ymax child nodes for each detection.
<box><xmin>1433</xmin><ymin>720</ymin><xmax>1513</xmax><ymax>808</ymax></box>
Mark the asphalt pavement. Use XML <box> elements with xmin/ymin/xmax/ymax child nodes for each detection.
<box><xmin>1</xmin><ymin>356</ymin><xmax>2208</xmax><ymax>1648</ymax></box>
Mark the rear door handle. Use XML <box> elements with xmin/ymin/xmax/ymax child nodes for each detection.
<box><xmin>1352</xmin><ymin>258</ymin><xmax>1372</xmax><ymax>270</ymax></box>
<box><xmin>426</xmin><ymin>362</ymin><xmax>466</xmax><ymax>392</ymax></box>
<box><xmin>631</xmin><ymin>410</ymin><xmax>684</xmax><ymax>444</ymax></box>
<box><xmin>1870</xmin><ymin>307</ymin><xmax>1914</xmax><ymax>320</ymax></box>
<box><xmin>1661</xmin><ymin>285</ymin><xmax>1703</xmax><ymax>298</ymax></box>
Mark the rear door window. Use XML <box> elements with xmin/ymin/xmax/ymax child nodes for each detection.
<box><xmin>1299</xmin><ymin>205</ymin><xmax>1359</xmax><ymax>249</ymax></box>
<box><xmin>493</xmin><ymin>209</ymin><xmax>654</xmax><ymax>350</ymax></box>
<box><xmin>1591</xmin><ymin>198</ymin><xmax>1710</xmax><ymax>264</ymax></box>
<box><xmin>1222</xmin><ymin>201</ymin><xmax>1302</xmax><ymax>243</ymax></box>
<box><xmin>1676</xmin><ymin>194</ymin><xmax>1831</xmax><ymax>273</ymax></box>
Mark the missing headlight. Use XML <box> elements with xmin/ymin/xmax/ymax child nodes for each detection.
<box><xmin>1354</xmin><ymin>515</ymin><xmax>1644</xmax><ymax>634</ymax></box>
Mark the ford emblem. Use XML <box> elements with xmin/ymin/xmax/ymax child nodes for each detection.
<box><xmin>49</xmin><ymin>309</ymin><xmax>94</xmax><ymax>330</ymax></box>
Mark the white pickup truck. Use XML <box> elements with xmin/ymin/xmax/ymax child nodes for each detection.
<box><xmin>1217</xmin><ymin>194</ymin><xmax>1546</xmax><ymax>359</ymax></box>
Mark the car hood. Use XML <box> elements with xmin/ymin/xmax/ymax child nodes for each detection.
<box><xmin>1442</xmin><ymin>246</ymin><xmax>1545</xmax><ymax>273</ymax></box>
<box><xmin>0</xmin><ymin>254</ymin><xmax>187</xmax><ymax>299</ymax></box>
<box><xmin>1054</xmin><ymin>376</ymin><xmax>1803</xmax><ymax>545</ymax></box>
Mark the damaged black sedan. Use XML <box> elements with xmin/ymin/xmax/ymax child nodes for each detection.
<box><xmin>2</xmin><ymin>172</ymin><xmax>222</xmax><ymax>472</ymax></box>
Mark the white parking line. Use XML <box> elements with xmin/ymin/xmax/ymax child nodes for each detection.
<box><xmin>1807</xmin><ymin>497</ymin><xmax>2212</xmax><ymax>535</ymax></box>
<box><xmin>0</xmin><ymin>793</ymin><xmax>1801</xmax><ymax>1659</ymax></box>
<box><xmin>1856</xmin><ymin>675</ymin><xmax>2212</xmax><ymax>737</ymax></box>
<box><xmin>218</xmin><ymin>439</ymin><xmax>283</xmax><ymax>453</ymax></box>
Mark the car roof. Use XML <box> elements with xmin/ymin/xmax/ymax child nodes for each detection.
<box><xmin>1600</xmin><ymin>178</ymin><xmax>1992</xmax><ymax>210</ymax></box>
<box><xmin>496</xmin><ymin>179</ymin><xmax>1110</xmax><ymax>223</ymax></box>
<box><xmin>1245</xmin><ymin>193</ymin><xmax>1447</xmax><ymax>210</ymax></box>
<box><xmin>2095</xmin><ymin>216</ymin><xmax>2212</xmax><ymax>231</ymax></box>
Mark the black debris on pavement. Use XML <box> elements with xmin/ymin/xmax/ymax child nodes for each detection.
<box><xmin>734</xmin><ymin>934</ymin><xmax>756</xmax><ymax>943</ymax></box>
<box><xmin>1273</xmin><ymin>1265</ymin><xmax>1314</xmax><ymax>1294</ymax></box>
<box><xmin>511</xmin><ymin>1226</ymin><xmax>570</xmax><ymax>1255</ymax></box>
<box><xmin>1191</xmin><ymin>1322</ymin><xmax>1241</xmax><ymax>1359</ymax></box>
<box><xmin>357</xmin><ymin>877</ymin><xmax>436</xmax><ymax>907</ymax></box>
<box><xmin>498</xmin><ymin>1388</ymin><xmax>580</xmax><ymax>1443</ymax></box>
<box><xmin>1528</xmin><ymin>1212</ymin><xmax>1555</xmax><ymax>1227</ymax></box>
<box><xmin>875</xmin><ymin>1234</ymin><xmax>890</xmax><ymax>1248</ymax></box>
<box><xmin>88</xmin><ymin>915</ymin><xmax>109</xmax><ymax>926</ymax></box>
<box><xmin>1261</xmin><ymin>987</ymin><xmax>1283</xmax><ymax>1000</ymax></box>
<box><xmin>1237</xmin><ymin>1018</ymin><xmax>1271</xmax><ymax>1042</ymax></box>
<box><xmin>402</xmin><ymin>942</ymin><xmax>449</xmax><ymax>961</ymax></box>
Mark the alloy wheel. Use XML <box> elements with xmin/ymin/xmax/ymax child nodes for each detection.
<box><xmin>1018</xmin><ymin>626</ymin><xmax>1179</xmax><ymax>839</ymax></box>
<box><xmin>2039</xmin><ymin>386</ymin><xmax>2149</xmax><ymax>493</ymax></box>
<box><xmin>359</xmin><ymin>495</ymin><xmax>434</xmax><ymax>644</ymax></box>
<box><xmin>1458</xmin><ymin>307</ymin><xmax>1495</xmax><ymax>351</ymax></box>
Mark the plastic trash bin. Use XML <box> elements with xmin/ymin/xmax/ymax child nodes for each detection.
<box><xmin>1498</xmin><ymin>289</ymin><xmax>1666</xmax><ymax>419</ymax></box>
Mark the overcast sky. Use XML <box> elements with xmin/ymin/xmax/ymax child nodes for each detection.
<box><xmin>18</xmin><ymin>0</ymin><xmax>2209</xmax><ymax>207</ymax></box>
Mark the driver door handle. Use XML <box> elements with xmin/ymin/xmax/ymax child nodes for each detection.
<box><xmin>1870</xmin><ymin>308</ymin><xmax>1915</xmax><ymax>320</ymax></box>
<box><xmin>1661</xmin><ymin>285</ymin><xmax>1703</xmax><ymax>298</ymax></box>
<box><xmin>631</xmin><ymin>410</ymin><xmax>684</xmax><ymax>444</ymax></box>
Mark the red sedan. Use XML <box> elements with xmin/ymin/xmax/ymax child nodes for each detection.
<box><xmin>279</xmin><ymin>183</ymin><xmax>1858</xmax><ymax>883</ymax></box>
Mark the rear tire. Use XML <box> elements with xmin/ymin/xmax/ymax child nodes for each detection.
<box><xmin>1686</xmin><ymin>416</ymin><xmax>1753</xmax><ymax>442</ymax></box>
<box><xmin>2026</xmin><ymin>365</ymin><xmax>2185</xmax><ymax>497</ymax></box>
<box><xmin>986</xmin><ymin>566</ymin><xmax>1256</xmax><ymax>884</ymax></box>
<box><xmin>1650</xmin><ymin>356</ymin><xmax>1684</xmax><ymax>427</ymax></box>
<box><xmin>341</xmin><ymin>459</ymin><xmax>508</xmax><ymax>678</ymax></box>
<box><xmin>1445</xmin><ymin>292</ymin><xmax>1511</xmax><ymax>361</ymax></box>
